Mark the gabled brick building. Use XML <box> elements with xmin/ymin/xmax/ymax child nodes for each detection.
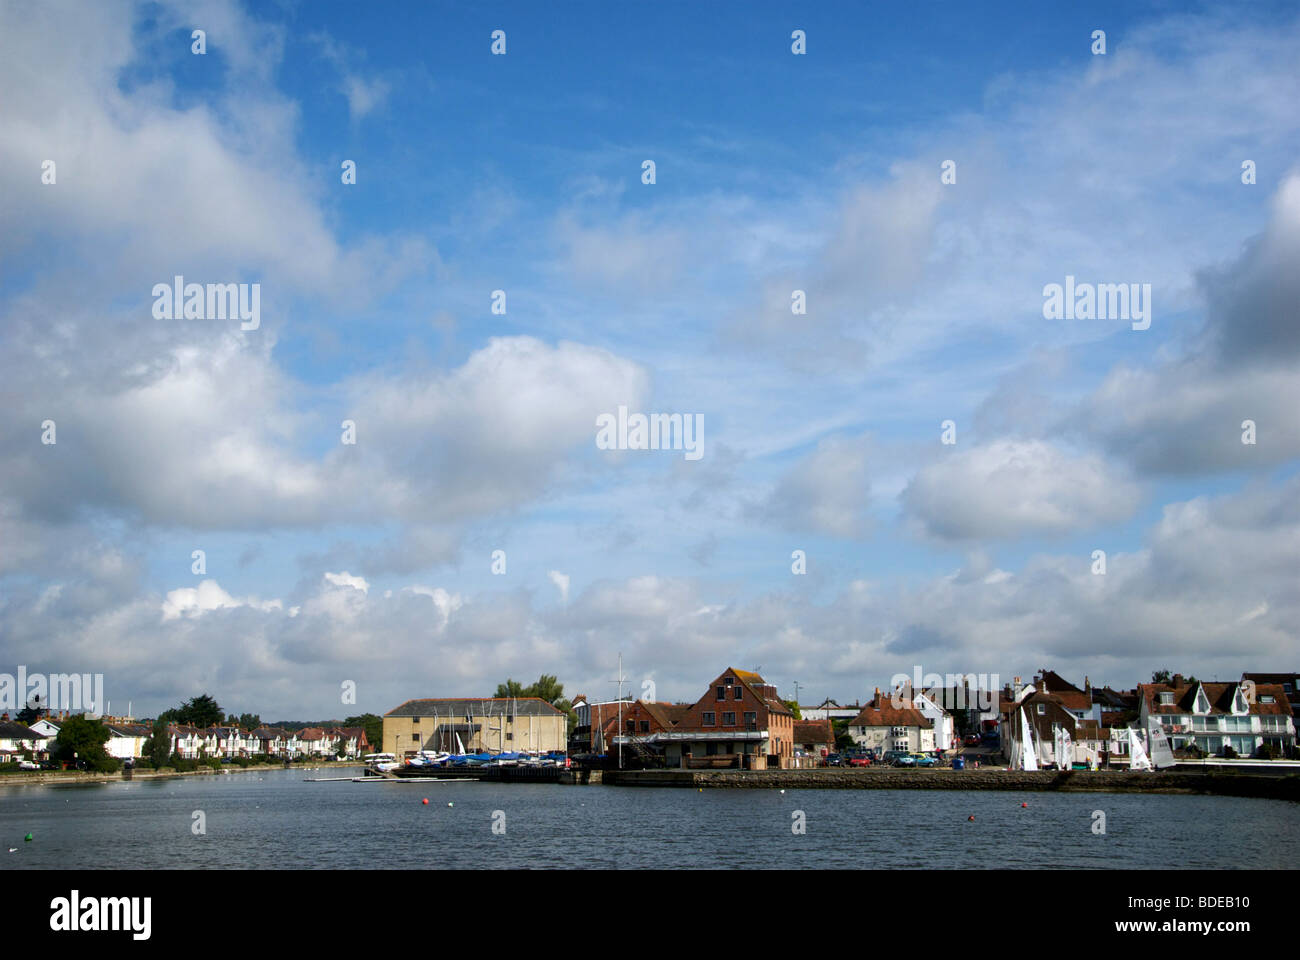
<box><xmin>607</xmin><ymin>667</ymin><xmax>796</xmax><ymax>769</ymax></box>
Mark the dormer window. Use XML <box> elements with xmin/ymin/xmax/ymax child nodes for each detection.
<box><xmin>1159</xmin><ymin>693</ymin><xmax>1174</xmax><ymax>706</ymax></box>
<box><xmin>1260</xmin><ymin>695</ymin><xmax>1275</xmax><ymax>704</ymax></box>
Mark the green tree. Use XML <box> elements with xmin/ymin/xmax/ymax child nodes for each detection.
<box><xmin>782</xmin><ymin>699</ymin><xmax>802</xmax><ymax>720</ymax></box>
<box><xmin>343</xmin><ymin>714</ymin><xmax>382</xmax><ymax>751</ymax></box>
<box><xmin>495</xmin><ymin>675</ymin><xmax>576</xmax><ymax>733</ymax></box>
<box><xmin>53</xmin><ymin>715</ymin><xmax>121</xmax><ymax>772</ymax></box>
<box><xmin>143</xmin><ymin>720</ymin><xmax>171</xmax><ymax>769</ymax></box>
<box><xmin>1151</xmin><ymin>670</ymin><xmax>1172</xmax><ymax>684</ymax></box>
<box><xmin>159</xmin><ymin>694</ymin><xmax>224</xmax><ymax>728</ymax></box>
<box><xmin>237</xmin><ymin>713</ymin><xmax>261</xmax><ymax>731</ymax></box>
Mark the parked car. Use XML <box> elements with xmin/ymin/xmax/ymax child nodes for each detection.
<box><xmin>848</xmin><ymin>755</ymin><xmax>872</xmax><ymax>767</ymax></box>
<box><xmin>17</xmin><ymin>759</ymin><xmax>40</xmax><ymax>770</ymax></box>
<box><xmin>911</xmin><ymin>753</ymin><xmax>938</xmax><ymax>767</ymax></box>
<box><xmin>823</xmin><ymin>753</ymin><xmax>844</xmax><ymax>767</ymax></box>
<box><xmin>881</xmin><ymin>749</ymin><xmax>910</xmax><ymax>765</ymax></box>
<box><xmin>892</xmin><ymin>754</ymin><xmax>916</xmax><ymax>766</ymax></box>
<box><xmin>964</xmin><ymin>734</ymin><xmax>982</xmax><ymax>747</ymax></box>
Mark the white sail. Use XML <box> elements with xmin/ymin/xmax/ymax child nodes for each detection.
<box><xmin>1033</xmin><ymin>716</ymin><xmax>1053</xmax><ymax>766</ymax></box>
<box><xmin>1147</xmin><ymin>720</ymin><xmax>1176</xmax><ymax>769</ymax></box>
<box><xmin>1059</xmin><ymin>727</ymin><xmax>1073</xmax><ymax>769</ymax></box>
<box><xmin>1019</xmin><ymin>708</ymin><xmax>1038</xmax><ymax>771</ymax></box>
<box><xmin>1128</xmin><ymin>727</ymin><xmax>1153</xmax><ymax>771</ymax></box>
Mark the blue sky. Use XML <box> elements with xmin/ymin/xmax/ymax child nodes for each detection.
<box><xmin>1</xmin><ymin>0</ymin><xmax>1297</xmax><ymax>718</ymax></box>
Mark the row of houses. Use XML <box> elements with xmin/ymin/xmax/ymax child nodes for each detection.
<box><xmin>1001</xmin><ymin>670</ymin><xmax>1299</xmax><ymax>766</ymax></box>
<box><xmin>565</xmin><ymin>665</ymin><xmax>1299</xmax><ymax>770</ymax></box>
<box><xmin>150</xmin><ymin>723</ymin><xmax>371</xmax><ymax>760</ymax></box>
<box><xmin>0</xmin><ymin>714</ymin><xmax>371</xmax><ymax>762</ymax></box>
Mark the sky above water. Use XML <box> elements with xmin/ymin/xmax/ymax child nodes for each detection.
<box><xmin>1</xmin><ymin>0</ymin><xmax>1297</xmax><ymax>718</ymax></box>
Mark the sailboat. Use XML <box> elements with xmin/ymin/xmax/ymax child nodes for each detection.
<box><xmin>1146</xmin><ymin>719</ymin><xmax>1176</xmax><ymax>769</ymax></box>
<box><xmin>1018</xmin><ymin>708</ymin><xmax>1038</xmax><ymax>771</ymax></box>
<box><xmin>1128</xmin><ymin>727</ymin><xmax>1153</xmax><ymax>771</ymax></box>
<box><xmin>1054</xmin><ymin>726</ymin><xmax>1073</xmax><ymax>770</ymax></box>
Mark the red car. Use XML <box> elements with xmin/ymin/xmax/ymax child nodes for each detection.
<box><xmin>848</xmin><ymin>755</ymin><xmax>872</xmax><ymax>767</ymax></box>
<box><xmin>963</xmin><ymin>734</ymin><xmax>982</xmax><ymax>747</ymax></box>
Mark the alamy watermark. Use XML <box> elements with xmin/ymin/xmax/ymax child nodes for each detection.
<box><xmin>888</xmin><ymin>667</ymin><xmax>998</xmax><ymax>712</ymax></box>
<box><xmin>0</xmin><ymin>667</ymin><xmax>104</xmax><ymax>717</ymax></box>
<box><xmin>1042</xmin><ymin>275</ymin><xmax>1150</xmax><ymax>330</ymax></box>
<box><xmin>595</xmin><ymin>405</ymin><xmax>703</xmax><ymax>461</ymax></box>
<box><xmin>152</xmin><ymin>275</ymin><xmax>260</xmax><ymax>330</ymax></box>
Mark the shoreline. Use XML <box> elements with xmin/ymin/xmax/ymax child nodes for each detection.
<box><xmin>600</xmin><ymin>767</ymin><xmax>1300</xmax><ymax>801</ymax></box>
<box><xmin>0</xmin><ymin>763</ymin><xmax>363</xmax><ymax>789</ymax></box>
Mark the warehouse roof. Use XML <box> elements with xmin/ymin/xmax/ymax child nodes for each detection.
<box><xmin>386</xmin><ymin>697</ymin><xmax>565</xmax><ymax>718</ymax></box>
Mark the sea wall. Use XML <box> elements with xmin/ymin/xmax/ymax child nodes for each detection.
<box><xmin>601</xmin><ymin>767</ymin><xmax>1300</xmax><ymax>801</ymax></box>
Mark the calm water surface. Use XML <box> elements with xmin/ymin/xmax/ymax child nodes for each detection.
<box><xmin>2</xmin><ymin>768</ymin><xmax>1297</xmax><ymax>869</ymax></box>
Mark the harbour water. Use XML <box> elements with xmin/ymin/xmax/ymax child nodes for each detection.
<box><xmin>3</xmin><ymin>768</ymin><xmax>1297</xmax><ymax>869</ymax></box>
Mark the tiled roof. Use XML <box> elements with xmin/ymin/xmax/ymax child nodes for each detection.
<box><xmin>793</xmin><ymin>719</ymin><xmax>834</xmax><ymax>745</ymax></box>
<box><xmin>1138</xmin><ymin>681</ymin><xmax>1292</xmax><ymax>717</ymax></box>
<box><xmin>0</xmin><ymin>721</ymin><xmax>42</xmax><ymax>739</ymax></box>
<box><xmin>849</xmin><ymin>697</ymin><xmax>933</xmax><ymax>729</ymax></box>
<box><xmin>386</xmin><ymin>697</ymin><xmax>564</xmax><ymax>718</ymax></box>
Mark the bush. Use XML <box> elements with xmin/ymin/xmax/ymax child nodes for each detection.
<box><xmin>167</xmin><ymin>753</ymin><xmax>199</xmax><ymax>772</ymax></box>
<box><xmin>204</xmin><ymin>757</ymin><xmax>223</xmax><ymax>770</ymax></box>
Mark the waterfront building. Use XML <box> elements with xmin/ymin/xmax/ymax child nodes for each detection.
<box><xmin>383</xmin><ymin>697</ymin><xmax>568</xmax><ymax>758</ymax></box>
<box><xmin>569</xmin><ymin>695</ymin><xmax>636</xmax><ymax>754</ymax></box>
<box><xmin>792</xmin><ymin>718</ymin><xmax>835</xmax><ymax>761</ymax></box>
<box><xmin>604</xmin><ymin>668</ymin><xmax>796</xmax><ymax>769</ymax></box>
<box><xmin>0</xmin><ymin>720</ymin><xmax>47</xmax><ymax>760</ymax></box>
<box><xmin>104</xmin><ymin>722</ymin><xmax>150</xmax><ymax>760</ymax></box>
<box><xmin>1138</xmin><ymin>676</ymin><xmax>1296</xmax><ymax>757</ymax></box>
<box><xmin>847</xmin><ymin>690</ymin><xmax>935</xmax><ymax>755</ymax></box>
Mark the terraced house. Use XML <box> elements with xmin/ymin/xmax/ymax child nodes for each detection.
<box><xmin>1137</xmin><ymin>676</ymin><xmax>1296</xmax><ymax>757</ymax></box>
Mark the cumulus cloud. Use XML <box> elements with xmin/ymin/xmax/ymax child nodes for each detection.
<box><xmin>760</xmin><ymin>433</ymin><xmax>873</xmax><ymax>538</ymax></box>
<box><xmin>902</xmin><ymin>440</ymin><xmax>1141</xmax><ymax>540</ymax></box>
<box><xmin>1069</xmin><ymin>174</ymin><xmax>1300</xmax><ymax>474</ymax></box>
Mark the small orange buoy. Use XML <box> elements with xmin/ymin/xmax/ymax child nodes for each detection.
<box><xmin>1021</xmin><ymin>802</ymin><xmax>1028</xmax><ymax>808</ymax></box>
<box><xmin>422</xmin><ymin>798</ymin><xmax>429</xmax><ymax>805</ymax></box>
<box><xmin>968</xmin><ymin>815</ymin><xmax>975</xmax><ymax>821</ymax></box>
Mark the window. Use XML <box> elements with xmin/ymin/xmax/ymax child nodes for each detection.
<box><xmin>724</xmin><ymin>677</ymin><xmax>734</xmax><ymax>685</ymax></box>
<box><xmin>723</xmin><ymin>712</ymin><xmax>736</xmax><ymax>725</ymax></box>
<box><xmin>716</xmin><ymin>686</ymin><xmax>725</xmax><ymax>701</ymax></box>
<box><xmin>626</xmin><ymin>719</ymin><xmax>635</xmax><ymax>732</ymax></box>
<box><xmin>734</xmin><ymin>686</ymin><xmax>743</xmax><ymax>700</ymax></box>
<box><xmin>1260</xmin><ymin>695</ymin><xmax>1275</xmax><ymax>704</ymax></box>
<box><xmin>1159</xmin><ymin>693</ymin><xmax>1174</xmax><ymax>705</ymax></box>
<box><xmin>703</xmin><ymin>712</ymin><xmax>715</xmax><ymax>726</ymax></box>
<box><xmin>640</xmin><ymin>721</ymin><xmax>650</xmax><ymax>732</ymax></box>
<box><xmin>412</xmin><ymin>734</ymin><xmax>420</xmax><ymax>741</ymax></box>
<box><xmin>1037</xmin><ymin>704</ymin><xmax>1045</xmax><ymax>714</ymax></box>
<box><xmin>506</xmin><ymin>733</ymin><xmax>513</xmax><ymax>741</ymax></box>
<box><xmin>744</xmin><ymin>711</ymin><xmax>757</xmax><ymax>725</ymax></box>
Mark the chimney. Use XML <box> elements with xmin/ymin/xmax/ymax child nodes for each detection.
<box><xmin>1084</xmin><ymin>675</ymin><xmax>1091</xmax><ymax>692</ymax></box>
<box><xmin>1173</xmin><ymin>674</ymin><xmax>1185</xmax><ymax>687</ymax></box>
<box><xmin>873</xmin><ymin>687</ymin><xmax>881</xmax><ymax>706</ymax></box>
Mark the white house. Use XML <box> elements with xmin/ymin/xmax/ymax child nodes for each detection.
<box><xmin>105</xmin><ymin>723</ymin><xmax>150</xmax><ymax>760</ymax></box>
<box><xmin>0</xmin><ymin>721</ymin><xmax>47</xmax><ymax>760</ymax></box>
<box><xmin>847</xmin><ymin>690</ymin><xmax>935</xmax><ymax>755</ymax></box>
<box><xmin>1138</xmin><ymin>677</ymin><xmax>1296</xmax><ymax>757</ymax></box>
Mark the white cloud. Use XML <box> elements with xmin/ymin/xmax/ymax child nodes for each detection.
<box><xmin>902</xmin><ymin>440</ymin><xmax>1141</xmax><ymax>540</ymax></box>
